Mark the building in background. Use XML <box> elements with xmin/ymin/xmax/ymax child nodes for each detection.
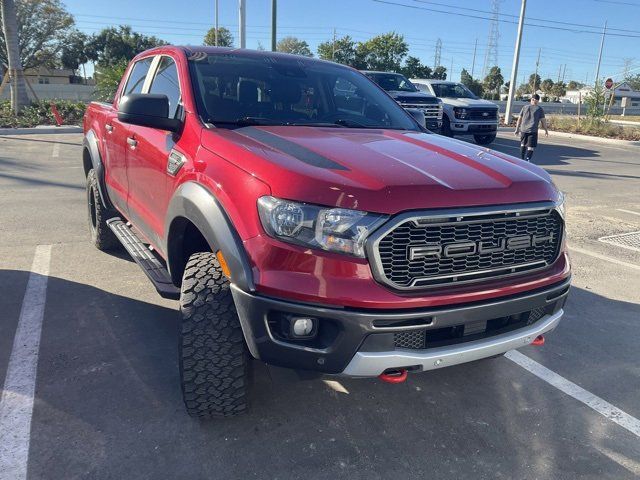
<box><xmin>564</xmin><ymin>82</ymin><xmax>640</xmax><ymax>107</ymax></box>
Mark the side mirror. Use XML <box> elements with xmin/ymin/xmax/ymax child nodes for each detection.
<box><xmin>406</xmin><ymin>108</ymin><xmax>426</xmax><ymax>128</ymax></box>
<box><xmin>118</xmin><ymin>94</ymin><xmax>181</xmax><ymax>132</ymax></box>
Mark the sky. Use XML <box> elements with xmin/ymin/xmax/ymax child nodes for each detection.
<box><xmin>63</xmin><ymin>0</ymin><xmax>640</xmax><ymax>86</ymax></box>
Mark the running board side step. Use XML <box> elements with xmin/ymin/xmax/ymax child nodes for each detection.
<box><xmin>107</xmin><ymin>218</ymin><xmax>180</xmax><ymax>300</ymax></box>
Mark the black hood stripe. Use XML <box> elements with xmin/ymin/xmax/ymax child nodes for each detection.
<box><xmin>235</xmin><ymin>127</ymin><xmax>348</xmax><ymax>171</ymax></box>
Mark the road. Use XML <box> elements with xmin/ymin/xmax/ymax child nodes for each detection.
<box><xmin>0</xmin><ymin>130</ymin><xmax>639</xmax><ymax>480</ymax></box>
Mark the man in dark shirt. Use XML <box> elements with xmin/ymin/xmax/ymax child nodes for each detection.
<box><xmin>514</xmin><ymin>94</ymin><xmax>549</xmax><ymax>161</ymax></box>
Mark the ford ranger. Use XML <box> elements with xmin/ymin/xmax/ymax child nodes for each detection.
<box><xmin>83</xmin><ymin>47</ymin><xmax>570</xmax><ymax>418</ymax></box>
<box><xmin>411</xmin><ymin>79</ymin><xmax>500</xmax><ymax>145</ymax></box>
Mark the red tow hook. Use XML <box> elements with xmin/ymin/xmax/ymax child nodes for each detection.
<box><xmin>531</xmin><ymin>335</ymin><xmax>545</xmax><ymax>346</ymax></box>
<box><xmin>378</xmin><ymin>369</ymin><xmax>408</xmax><ymax>384</ymax></box>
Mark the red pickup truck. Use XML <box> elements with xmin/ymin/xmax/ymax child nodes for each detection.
<box><xmin>83</xmin><ymin>46</ymin><xmax>570</xmax><ymax>418</ymax></box>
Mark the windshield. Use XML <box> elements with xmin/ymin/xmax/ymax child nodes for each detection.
<box><xmin>365</xmin><ymin>72</ymin><xmax>418</xmax><ymax>92</ymax></box>
<box><xmin>187</xmin><ymin>53</ymin><xmax>420</xmax><ymax>131</ymax></box>
<box><xmin>430</xmin><ymin>83</ymin><xmax>477</xmax><ymax>99</ymax></box>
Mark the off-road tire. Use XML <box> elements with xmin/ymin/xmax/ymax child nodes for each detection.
<box><xmin>86</xmin><ymin>169</ymin><xmax>119</xmax><ymax>251</ymax></box>
<box><xmin>441</xmin><ymin>116</ymin><xmax>453</xmax><ymax>137</ymax></box>
<box><xmin>179</xmin><ymin>252</ymin><xmax>251</xmax><ymax>418</ymax></box>
<box><xmin>474</xmin><ymin>133</ymin><xmax>497</xmax><ymax>145</ymax></box>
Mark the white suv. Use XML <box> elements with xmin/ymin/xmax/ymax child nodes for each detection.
<box><xmin>411</xmin><ymin>79</ymin><xmax>499</xmax><ymax>145</ymax></box>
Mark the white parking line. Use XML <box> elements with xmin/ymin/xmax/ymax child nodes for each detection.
<box><xmin>569</xmin><ymin>246</ymin><xmax>640</xmax><ymax>271</ymax></box>
<box><xmin>617</xmin><ymin>208</ymin><xmax>640</xmax><ymax>217</ymax></box>
<box><xmin>51</xmin><ymin>143</ymin><xmax>59</xmax><ymax>158</ymax></box>
<box><xmin>506</xmin><ymin>350</ymin><xmax>640</xmax><ymax>437</ymax></box>
<box><xmin>0</xmin><ymin>245</ymin><xmax>52</xmax><ymax>480</ymax></box>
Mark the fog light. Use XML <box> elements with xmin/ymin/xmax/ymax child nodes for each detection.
<box><xmin>290</xmin><ymin>317</ymin><xmax>317</xmax><ymax>338</ymax></box>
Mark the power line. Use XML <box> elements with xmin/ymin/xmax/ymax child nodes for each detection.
<box><xmin>372</xmin><ymin>0</ymin><xmax>640</xmax><ymax>38</ymax></box>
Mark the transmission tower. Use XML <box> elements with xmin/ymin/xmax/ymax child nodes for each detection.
<box><xmin>482</xmin><ymin>0</ymin><xmax>501</xmax><ymax>78</ymax></box>
<box><xmin>434</xmin><ymin>38</ymin><xmax>442</xmax><ymax>69</ymax></box>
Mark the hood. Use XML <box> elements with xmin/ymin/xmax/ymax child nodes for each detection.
<box><xmin>387</xmin><ymin>91</ymin><xmax>439</xmax><ymax>104</ymax></box>
<box><xmin>201</xmin><ymin>126</ymin><xmax>558</xmax><ymax>215</ymax></box>
<box><xmin>442</xmin><ymin>97</ymin><xmax>498</xmax><ymax>108</ymax></box>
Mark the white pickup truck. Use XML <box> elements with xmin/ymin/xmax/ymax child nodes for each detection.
<box><xmin>410</xmin><ymin>79</ymin><xmax>499</xmax><ymax>145</ymax></box>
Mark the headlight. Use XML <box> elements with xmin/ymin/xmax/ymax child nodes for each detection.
<box><xmin>555</xmin><ymin>191</ymin><xmax>566</xmax><ymax>219</ymax></box>
<box><xmin>453</xmin><ymin>107</ymin><xmax>468</xmax><ymax>119</ymax></box>
<box><xmin>257</xmin><ymin>196</ymin><xmax>387</xmax><ymax>257</ymax></box>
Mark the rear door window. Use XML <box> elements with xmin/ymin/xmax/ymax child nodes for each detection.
<box><xmin>123</xmin><ymin>57</ymin><xmax>154</xmax><ymax>96</ymax></box>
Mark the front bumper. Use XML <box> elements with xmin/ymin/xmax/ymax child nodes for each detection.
<box><xmin>231</xmin><ymin>277</ymin><xmax>570</xmax><ymax>376</ymax></box>
<box><xmin>450</xmin><ymin>121</ymin><xmax>498</xmax><ymax>134</ymax></box>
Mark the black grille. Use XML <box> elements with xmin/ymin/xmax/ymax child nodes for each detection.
<box><xmin>376</xmin><ymin>209</ymin><xmax>563</xmax><ymax>290</ymax></box>
<box><xmin>468</xmin><ymin>108</ymin><xmax>498</xmax><ymax>120</ymax></box>
<box><xmin>393</xmin><ymin>305</ymin><xmax>555</xmax><ymax>350</ymax></box>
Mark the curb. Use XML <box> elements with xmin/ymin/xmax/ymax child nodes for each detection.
<box><xmin>498</xmin><ymin>126</ymin><xmax>640</xmax><ymax>146</ymax></box>
<box><xmin>0</xmin><ymin>126</ymin><xmax>82</xmax><ymax>135</ymax></box>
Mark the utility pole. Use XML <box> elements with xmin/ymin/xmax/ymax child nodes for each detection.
<box><xmin>471</xmin><ymin>38</ymin><xmax>478</xmax><ymax>78</ymax></box>
<box><xmin>594</xmin><ymin>20</ymin><xmax>607</xmax><ymax>86</ymax></box>
<box><xmin>532</xmin><ymin>47</ymin><xmax>541</xmax><ymax>93</ymax></box>
<box><xmin>561</xmin><ymin>64</ymin><xmax>567</xmax><ymax>83</ymax></box>
<box><xmin>214</xmin><ymin>0</ymin><xmax>219</xmax><ymax>46</ymax></box>
<box><xmin>238</xmin><ymin>0</ymin><xmax>246</xmax><ymax>49</ymax></box>
<box><xmin>271</xmin><ymin>0</ymin><xmax>277</xmax><ymax>52</ymax></box>
<box><xmin>504</xmin><ymin>0</ymin><xmax>526</xmax><ymax>125</ymax></box>
<box><xmin>557</xmin><ymin>64</ymin><xmax>562</xmax><ymax>83</ymax></box>
<box><xmin>332</xmin><ymin>28</ymin><xmax>337</xmax><ymax>60</ymax></box>
<box><xmin>434</xmin><ymin>38</ymin><xmax>442</xmax><ymax>69</ymax></box>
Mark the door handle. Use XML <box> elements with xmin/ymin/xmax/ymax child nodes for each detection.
<box><xmin>127</xmin><ymin>137</ymin><xmax>137</xmax><ymax>148</ymax></box>
<box><xmin>105</xmin><ymin>124</ymin><xmax>113</xmax><ymax>133</ymax></box>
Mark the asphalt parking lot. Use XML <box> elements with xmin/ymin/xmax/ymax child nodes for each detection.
<box><xmin>1</xmin><ymin>130</ymin><xmax>639</xmax><ymax>480</ymax></box>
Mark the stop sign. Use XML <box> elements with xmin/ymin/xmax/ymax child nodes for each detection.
<box><xmin>604</xmin><ymin>78</ymin><xmax>614</xmax><ymax>90</ymax></box>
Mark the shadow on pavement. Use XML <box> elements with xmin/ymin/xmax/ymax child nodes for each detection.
<box><xmin>0</xmin><ymin>269</ymin><xmax>637</xmax><ymax>480</ymax></box>
<box><xmin>0</xmin><ymin>135</ymin><xmax>82</xmax><ymax>146</ymax></box>
<box><xmin>486</xmin><ymin>136</ymin><xmax>601</xmax><ymax>167</ymax></box>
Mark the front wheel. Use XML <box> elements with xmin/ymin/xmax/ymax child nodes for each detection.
<box><xmin>179</xmin><ymin>252</ymin><xmax>251</xmax><ymax>418</ymax></box>
<box><xmin>474</xmin><ymin>133</ymin><xmax>497</xmax><ymax>145</ymax></box>
<box><xmin>441</xmin><ymin>116</ymin><xmax>453</xmax><ymax>137</ymax></box>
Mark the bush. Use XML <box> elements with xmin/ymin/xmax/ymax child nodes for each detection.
<box><xmin>546</xmin><ymin>115</ymin><xmax>640</xmax><ymax>141</ymax></box>
<box><xmin>0</xmin><ymin>100</ymin><xmax>86</xmax><ymax>128</ymax></box>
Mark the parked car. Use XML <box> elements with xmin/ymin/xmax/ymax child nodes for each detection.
<box><xmin>411</xmin><ymin>79</ymin><xmax>499</xmax><ymax>145</ymax></box>
<box><xmin>83</xmin><ymin>46</ymin><xmax>570</xmax><ymax>418</ymax></box>
<box><xmin>362</xmin><ymin>71</ymin><xmax>443</xmax><ymax>132</ymax></box>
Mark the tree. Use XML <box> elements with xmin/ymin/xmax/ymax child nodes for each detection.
<box><xmin>624</xmin><ymin>73</ymin><xmax>640</xmax><ymax>91</ymax></box>
<box><xmin>357</xmin><ymin>32</ymin><xmax>408</xmax><ymax>71</ymax></box>
<box><xmin>401</xmin><ymin>56</ymin><xmax>432</xmax><ymax>79</ymax></box>
<box><xmin>529</xmin><ymin>73</ymin><xmax>541</xmax><ymax>93</ymax></box>
<box><xmin>431</xmin><ymin>65</ymin><xmax>447</xmax><ymax>80</ymax></box>
<box><xmin>460</xmin><ymin>68</ymin><xmax>483</xmax><ymax>97</ymax></box>
<box><xmin>203</xmin><ymin>26</ymin><xmax>233</xmax><ymax>47</ymax></box>
<box><xmin>88</xmin><ymin>25</ymin><xmax>166</xmax><ymax>68</ymax></box>
<box><xmin>60</xmin><ymin>30</ymin><xmax>90</xmax><ymax>75</ymax></box>
<box><xmin>483</xmin><ymin>66</ymin><xmax>503</xmax><ymax>97</ymax></box>
<box><xmin>540</xmin><ymin>78</ymin><xmax>555</xmax><ymax>97</ymax></box>
<box><xmin>0</xmin><ymin>0</ymin><xmax>75</xmax><ymax>70</ymax></box>
<box><xmin>567</xmin><ymin>80</ymin><xmax>583</xmax><ymax>90</ymax></box>
<box><xmin>1</xmin><ymin>0</ymin><xmax>29</xmax><ymax>113</ymax></box>
<box><xmin>551</xmin><ymin>81</ymin><xmax>566</xmax><ymax>100</ymax></box>
<box><xmin>94</xmin><ymin>59</ymin><xmax>128</xmax><ymax>101</ymax></box>
<box><xmin>317</xmin><ymin>35</ymin><xmax>357</xmax><ymax>66</ymax></box>
<box><xmin>276</xmin><ymin>36</ymin><xmax>312</xmax><ymax>56</ymax></box>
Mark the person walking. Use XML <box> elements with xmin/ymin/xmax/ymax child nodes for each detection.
<box><xmin>514</xmin><ymin>94</ymin><xmax>549</xmax><ymax>161</ymax></box>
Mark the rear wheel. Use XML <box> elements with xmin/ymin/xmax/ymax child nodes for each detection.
<box><xmin>179</xmin><ymin>252</ymin><xmax>251</xmax><ymax>418</ymax></box>
<box><xmin>474</xmin><ymin>133</ymin><xmax>497</xmax><ymax>145</ymax></box>
<box><xmin>86</xmin><ymin>169</ymin><xmax>119</xmax><ymax>251</ymax></box>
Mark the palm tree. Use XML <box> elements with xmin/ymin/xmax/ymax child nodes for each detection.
<box><xmin>1</xmin><ymin>0</ymin><xmax>29</xmax><ymax>113</ymax></box>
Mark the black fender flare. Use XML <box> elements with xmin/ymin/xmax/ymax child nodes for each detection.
<box><xmin>164</xmin><ymin>182</ymin><xmax>255</xmax><ymax>292</ymax></box>
<box><xmin>83</xmin><ymin>130</ymin><xmax>113</xmax><ymax>209</ymax></box>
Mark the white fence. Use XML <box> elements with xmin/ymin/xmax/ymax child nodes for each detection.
<box><xmin>0</xmin><ymin>84</ymin><xmax>95</xmax><ymax>102</ymax></box>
